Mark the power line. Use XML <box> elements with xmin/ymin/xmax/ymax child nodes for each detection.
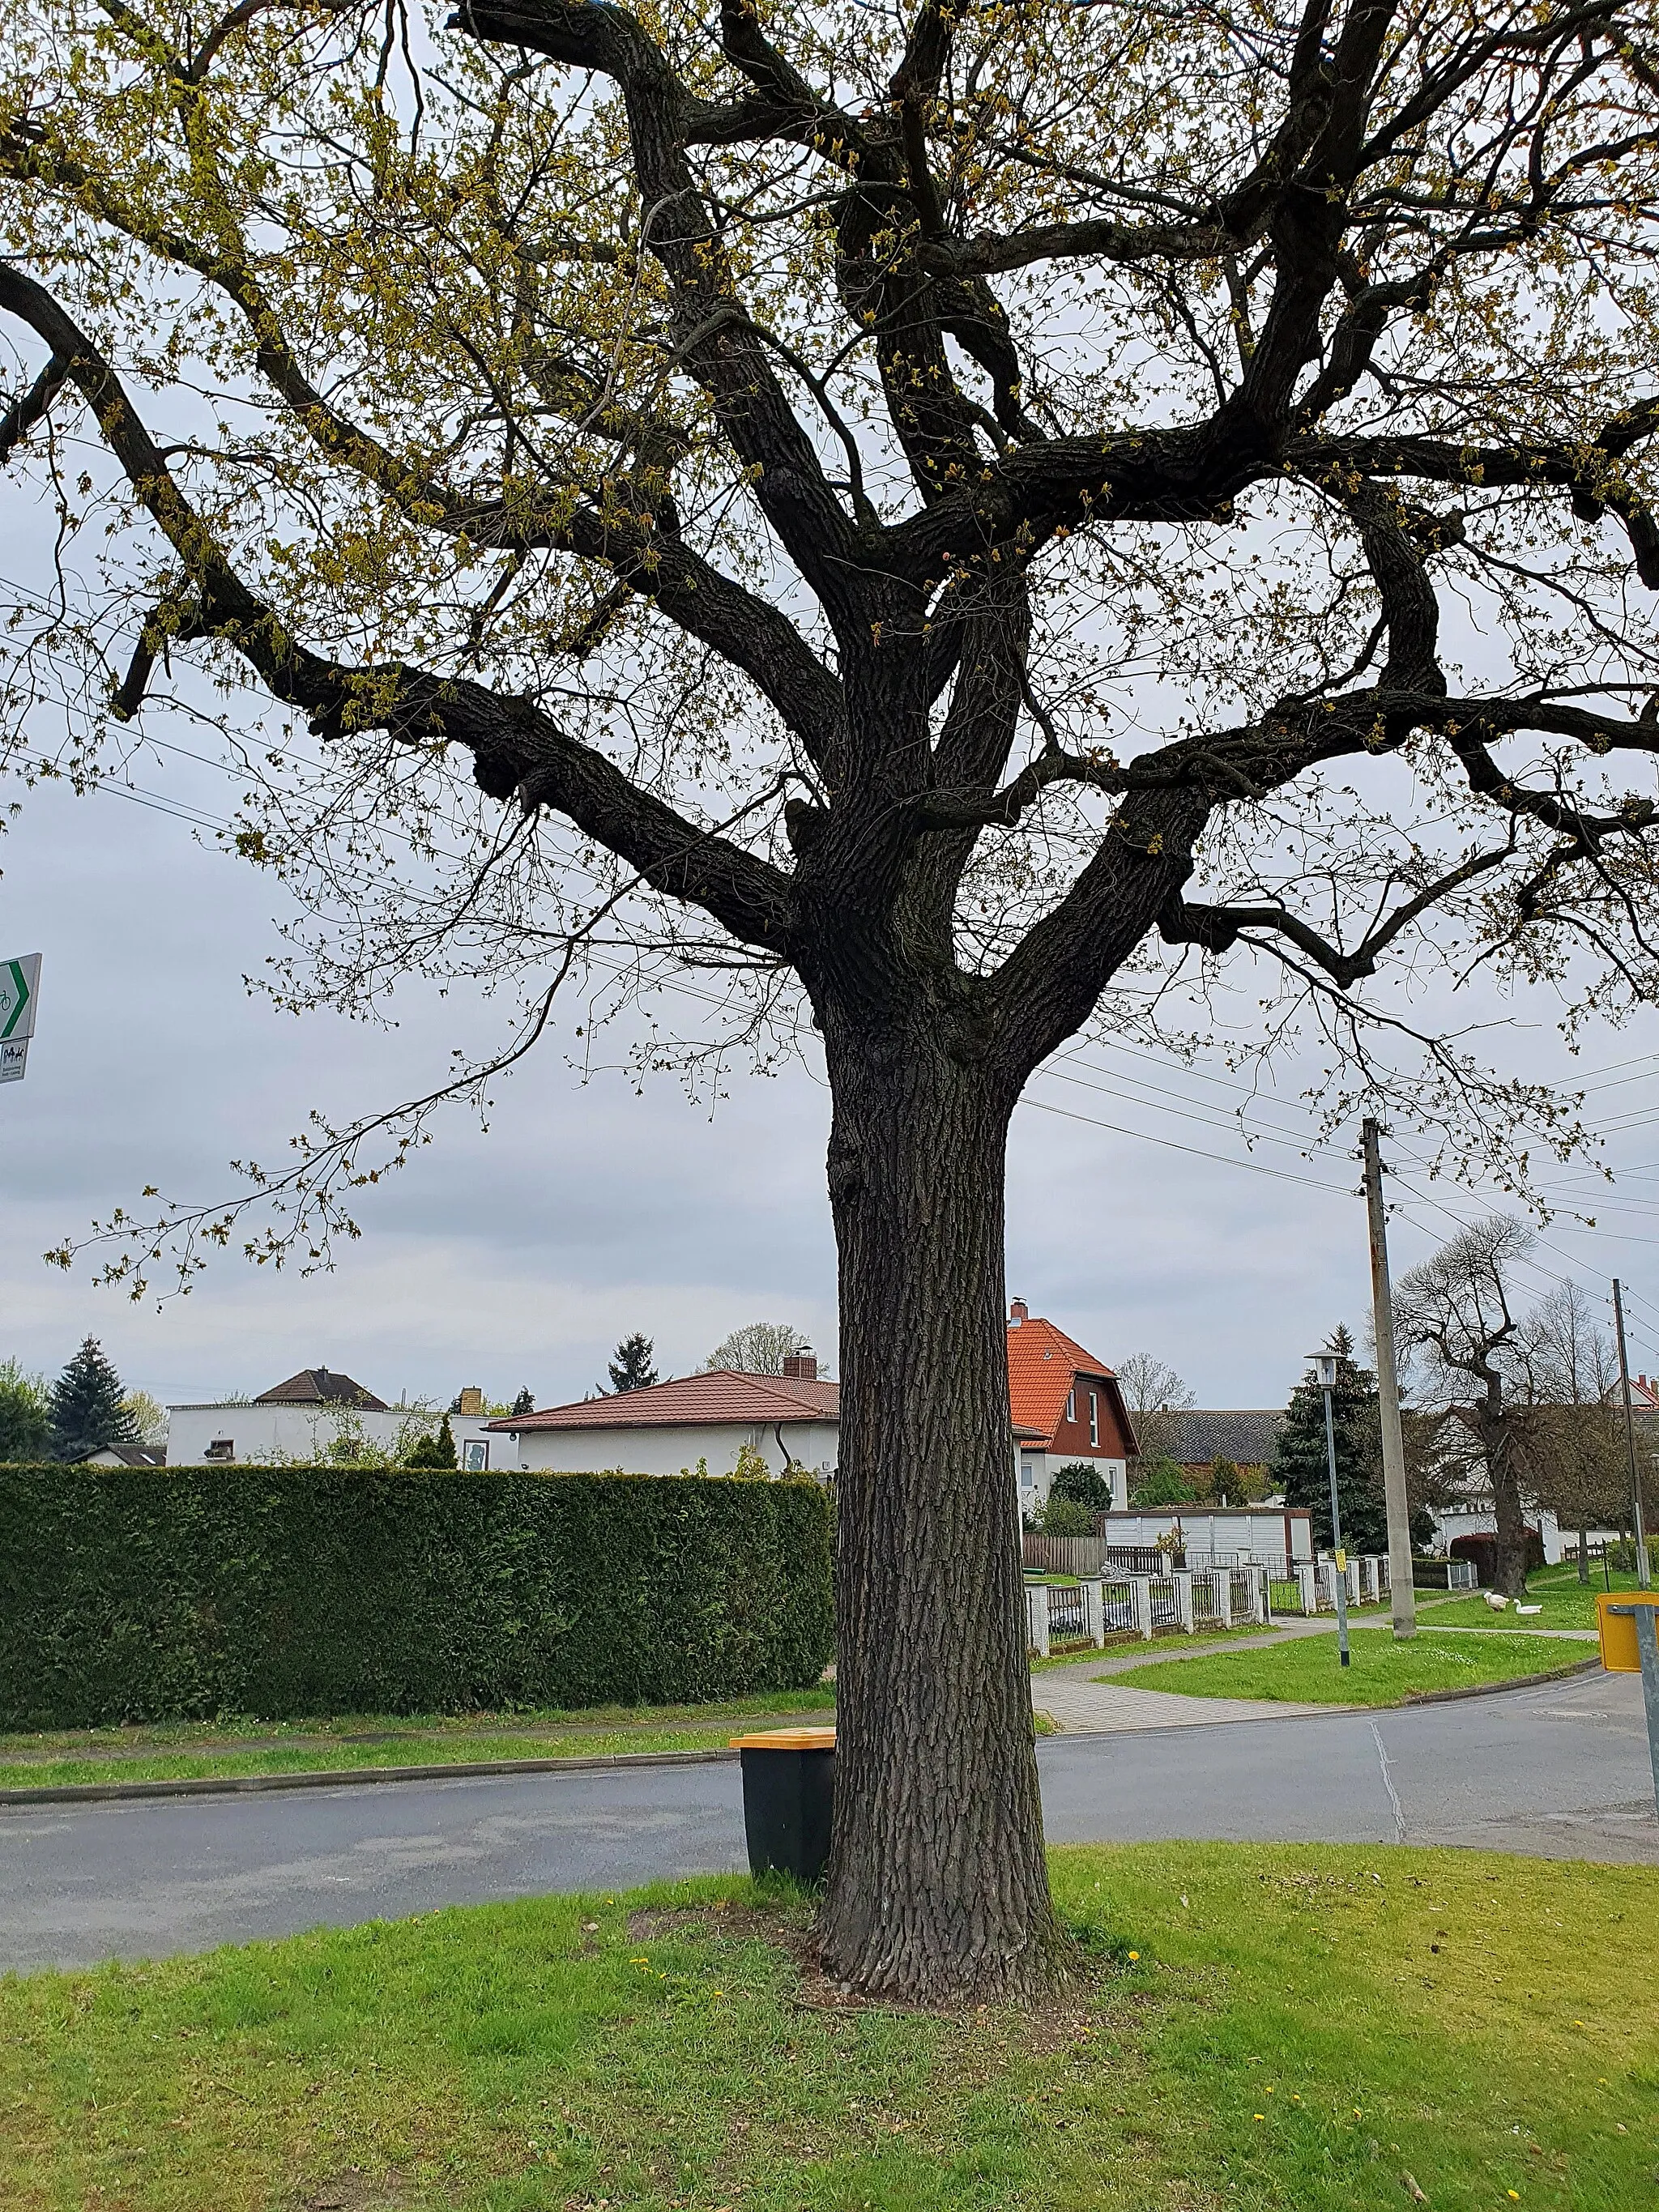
<box><xmin>1017</xmin><ymin>1091</ymin><xmax>1355</xmax><ymax>1195</ymax></box>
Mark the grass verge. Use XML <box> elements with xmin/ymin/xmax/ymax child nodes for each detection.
<box><xmin>1113</xmin><ymin>1626</ymin><xmax>1594</xmax><ymax>1706</ymax></box>
<box><xmin>0</xmin><ymin>1689</ymin><xmax>836</xmax><ymax>1792</ymax></box>
<box><xmin>1416</xmin><ymin>1563</ymin><xmax>1641</xmax><ymax>1634</ymax></box>
<box><xmin>2</xmin><ymin>1844</ymin><xmax>1652</xmax><ymax>2210</ymax></box>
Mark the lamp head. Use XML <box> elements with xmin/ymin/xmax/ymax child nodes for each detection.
<box><xmin>1307</xmin><ymin>1352</ymin><xmax>1339</xmax><ymax>1392</ymax></box>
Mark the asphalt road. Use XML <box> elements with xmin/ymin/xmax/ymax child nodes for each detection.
<box><xmin>1</xmin><ymin>1672</ymin><xmax>1650</xmax><ymax>1974</ymax></box>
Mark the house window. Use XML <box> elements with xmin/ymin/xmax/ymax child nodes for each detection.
<box><xmin>204</xmin><ymin>1438</ymin><xmax>234</xmax><ymax>1462</ymax></box>
<box><xmin>1089</xmin><ymin>1392</ymin><xmax>1098</xmax><ymax>1448</ymax></box>
<box><xmin>463</xmin><ymin>1440</ymin><xmax>488</xmax><ymax>1472</ymax></box>
<box><xmin>1065</xmin><ymin>1388</ymin><xmax>1076</xmax><ymax>1424</ymax></box>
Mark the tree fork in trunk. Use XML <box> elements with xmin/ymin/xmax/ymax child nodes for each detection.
<box><xmin>816</xmin><ymin>1008</ymin><xmax>1060</xmax><ymax>2005</ymax></box>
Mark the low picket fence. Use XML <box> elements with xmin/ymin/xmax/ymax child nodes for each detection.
<box><xmin>1024</xmin><ymin>1554</ymin><xmax>1395</xmax><ymax>1652</ymax></box>
<box><xmin>1024</xmin><ymin>1564</ymin><xmax>1276</xmax><ymax>1655</ymax></box>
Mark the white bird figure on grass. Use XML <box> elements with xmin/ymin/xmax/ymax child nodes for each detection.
<box><xmin>1484</xmin><ymin>1590</ymin><xmax>1509</xmax><ymax>1612</ymax></box>
<box><xmin>1516</xmin><ymin>1603</ymin><xmax>1542</xmax><ymax>1615</ymax></box>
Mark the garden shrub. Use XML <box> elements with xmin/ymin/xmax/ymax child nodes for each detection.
<box><xmin>0</xmin><ymin>1466</ymin><xmax>834</xmax><ymax>1727</ymax></box>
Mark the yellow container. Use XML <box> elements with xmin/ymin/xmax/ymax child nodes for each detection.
<box><xmin>1596</xmin><ymin>1592</ymin><xmax>1659</xmax><ymax>1673</ymax></box>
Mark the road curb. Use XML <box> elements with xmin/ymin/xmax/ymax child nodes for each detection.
<box><xmin>1398</xmin><ymin>1656</ymin><xmax>1601</xmax><ymax>1705</ymax></box>
<box><xmin>0</xmin><ymin>1745</ymin><xmax>742</xmax><ymax>1808</ymax></box>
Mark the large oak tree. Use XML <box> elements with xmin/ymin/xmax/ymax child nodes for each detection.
<box><xmin>2</xmin><ymin>0</ymin><xmax>1657</xmax><ymax>2000</ymax></box>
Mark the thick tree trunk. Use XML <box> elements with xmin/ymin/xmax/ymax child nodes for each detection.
<box><xmin>813</xmin><ymin>1004</ymin><xmax>1058</xmax><ymax>2005</ymax></box>
<box><xmin>1487</xmin><ymin>1409</ymin><xmax>1530</xmax><ymax>1596</ymax></box>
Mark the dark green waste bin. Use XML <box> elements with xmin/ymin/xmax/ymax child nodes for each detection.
<box><xmin>730</xmin><ymin>1727</ymin><xmax>836</xmax><ymax>1883</ymax></box>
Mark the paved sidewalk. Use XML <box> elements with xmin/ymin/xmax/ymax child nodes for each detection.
<box><xmin>1035</xmin><ymin>1671</ymin><xmax>1335</xmax><ymax>1731</ymax></box>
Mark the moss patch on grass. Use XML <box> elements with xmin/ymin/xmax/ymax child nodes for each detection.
<box><xmin>1113</xmin><ymin>1626</ymin><xmax>1593</xmax><ymax>1706</ymax></box>
<box><xmin>1</xmin><ymin>1845</ymin><xmax>1653</xmax><ymax>2210</ymax></box>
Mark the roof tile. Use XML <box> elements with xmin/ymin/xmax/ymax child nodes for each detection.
<box><xmin>489</xmin><ymin>1368</ymin><xmax>839</xmax><ymax>1432</ymax></box>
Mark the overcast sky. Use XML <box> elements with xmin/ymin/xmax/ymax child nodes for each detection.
<box><xmin>4</xmin><ymin>726</ymin><xmax>1657</xmax><ymax>1420</ymax></box>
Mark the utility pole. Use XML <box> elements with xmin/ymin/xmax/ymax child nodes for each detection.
<box><xmin>1613</xmin><ymin>1281</ymin><xmax>1651</xmax><ymax>1590</ymax></box>
<box><xmin>1363</xmin><ymin>1118</ymin><xmax>1418</xmax><ymax>1640</ymax></box>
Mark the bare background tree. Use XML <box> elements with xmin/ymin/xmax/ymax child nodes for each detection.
<box><xmin>2</xmin><ymin>0</ymin><xmax>1658</xmax><ymax>1998</ymax></box>
<box><xmin>1395</xmin><ymin>1225</ymin><xmax>1632</xmax><ymax>1590</ymax></box>
<box><xmin>702</xmin><ymin>1321</ymin><xmax>815</xmax><ymax>1375</ymax></box>
<box><xmin>1111</xmin><ymin>1352</ymin><xmax>1194</xmax><ymax>1473</ymax></box>
<box><xmin>1525</xmin><ymin>1283</ymin><xmax>1628</xmax><ymax>1579</ymax></box>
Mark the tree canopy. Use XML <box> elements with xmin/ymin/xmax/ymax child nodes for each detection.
<box><xmin>0</xmin><ymin>1359</ymin><xmax>51</xmax><ymax>1462</ymax></box>
<box><xmin>606</xmin><ymin>1332</ymin><xmax>660</xmax><ymax>1392</ymax></box>
<box><xmin>702</xmin><ymin>1320</ymin><xmax>813</xmax><ymax>1374</ymax></box>
<box><xmin>1274</xmin><ymin>1324</ymin><xmax>1392</xmax><ymax>1554</ymax></box>
<box><xmin>48</xmin><ymin>1336</ymin><xmax>139</xmax><ymax>1461</ymax></box>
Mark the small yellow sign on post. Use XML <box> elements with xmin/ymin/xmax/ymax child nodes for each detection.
<box><xmin>1335</xmin><ymin>1548</ymin><xmax>1347</xmax><ymax>1572</ymax></box>
<box><xmin>1597</xmin><ymin>1592</ymin><xmax>1659</xmax><ymax>1673</ymax></box>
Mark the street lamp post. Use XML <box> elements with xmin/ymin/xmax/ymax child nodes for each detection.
<box><xmin>1309</xmin><ymin>1351</ymin><xmax>1351</xmax><ymax>1669</ymax></box>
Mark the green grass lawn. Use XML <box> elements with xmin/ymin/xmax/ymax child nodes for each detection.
<box><xmin>2</xmin><ymin>1845</ymin><xmax>1651</xmax><ymax>2210</ymax></box>
<box><xmin>1115</xmin><ymin>1626</ymin><xmax>1594</xmax><ymax>1706</ymax></box>
<box><xmin>0</xmin><ymin>1690</ymin><xmax>837</xmax><ymax>1792</ymax></box>
<box><xmin>1416</xmin><ymin>1562</ymin><xmax>1642</xmax><ymax>1634</ymax></box>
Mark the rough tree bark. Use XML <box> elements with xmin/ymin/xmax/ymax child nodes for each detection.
<box><xmin>815</xmin><ymin>995</ymin><xmax>1051</xmax><ymax>2000</ymax></box>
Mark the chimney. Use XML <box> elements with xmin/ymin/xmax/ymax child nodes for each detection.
<box><xmin>456</xmin><ymin>1386</ymin><xmax>484</xmax><ymax>1417</ymax></box>
<box><xmin>1009</xmin><ymin>1298</ymin><xmax>1028</xmax><ymax>1325</ymax></box>
<box><xmin>782</xmin><ymin>1352</ymin><xmax>818</xmax><ymax>1383</ymax></box>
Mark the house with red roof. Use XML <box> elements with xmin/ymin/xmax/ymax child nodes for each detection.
<box><xmin>488</xmin><ymin>1354</ymin><xmax>839</xmax><ymax>1478</ymax></box>
<box><xmin>1007</xmin><ymin>1298</ymin><xmax>1137</xmax><ymax>1513</ymax></box>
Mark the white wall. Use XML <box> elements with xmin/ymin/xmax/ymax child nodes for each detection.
<box><xmin>1019</xmin><ymin>1453</ymin><xmax>1127</xmax><ymax>1511</ymax></box>
<box><xmin>1430</xmin><ymin>1501</ymin><xmax>1564</xmax><ymax>1566</ymax></box>
<box><xmin>510</xmin><ymin>1420</ymin><xmax>838</xmax><ymax>1477</ymax></box>
<box><xmin>166</xmin><ymin>1403</ymin><xmax>517</xmax><ymax>1468</ymax></box>
<box><xmin>1100</xmin><ymin>1509</ymin><xmax>1315</xmax><ymax>1562</ymax></box>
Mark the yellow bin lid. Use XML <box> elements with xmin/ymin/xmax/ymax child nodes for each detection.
<box><xmin>1596</xmin><ymin>1591</ymin><xmax>1659</xmax><ymax>1673</ymax></box>
<box><xmin>729</xmin><ymin>1726</ymin><xmax>837</xmax><ymax>1750</ymax></box>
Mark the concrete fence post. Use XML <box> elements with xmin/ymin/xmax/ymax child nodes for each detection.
<box><xmin>1252</xmin><ymin>1566</ymin><xmax>1270</xmax><ymax>1625</ymax></box>
<box><xmin>1297</xmin><ymin>1562</ymin><xmax>1318</xmax><ymax>1614</ymax></box>
<box><xmin>1131</xmin><ymin>1576</ymin><xmax>1154</xmax><ymax>1640</ymax></box>
<box><xmin>1363</xmin><ymin>1555</ymin><xmax>1380</xmax><ymax>1605</ymax></box>
<box><xmin>1347</xmin><ymin>1557</ymin><xmax>1362</xmax><ymax>1606</ymax></box>
<box><xmin>1215</xmin><ymin>1570</ymin><xmax>1234</xmax><ymax>1630</ymax></box>
<box><xmin>1081</xmin><ymin>1577</ymin><xmax>1105</xmax><ymax>1648</ymax></box>
<box><xmin>1174</xmin><ymin>1571</ymin><xmax>1196</xmax><ymax>1633</ymax></box>
<box><xmin>1026</xmin><ymin>1582</ymin><xmax>1050</xmax><ymax>1658</ymax></box>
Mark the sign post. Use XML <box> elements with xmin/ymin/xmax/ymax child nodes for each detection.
<box><xmin>0</xmin><ymin>953</ymin><xmax>41</xmax><ymax>1082</ymax></box>
<box><xmin>1598</xmin><ymin>1592</ymin><xmax>1659</xmax><ymax>1816</ymax></box>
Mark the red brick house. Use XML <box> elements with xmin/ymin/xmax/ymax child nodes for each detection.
<box><xmin>1007</xmin><ymin>1299</ymin><xmax>1137</xmax><ymax>1512</ymax></box>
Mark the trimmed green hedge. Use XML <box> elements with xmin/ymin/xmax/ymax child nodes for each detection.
<box><xmin>0</xmin><ymin>1467</ymin><xmax>834</xmax><ymax>1728</ymax></box>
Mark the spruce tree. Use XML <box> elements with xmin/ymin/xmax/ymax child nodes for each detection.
<box><xmin>1273</xmin><ymin>1327</ymin><xmax>1388</xmax><ymax>1554</ymax></box>
<box><xmin>48</xmin><ymin>1337</ymin><xmax>138</xmax><ymax>1461</ymax></box>
<box><xmin>510</xmin><ymin>1387</ymin><xmax>535</xmax><ymax>1417</ymax></box>
<box><xmin>606</xmin><ymin>1335</ymin><xmax>659</xmax><ymax>1395</ymax></box>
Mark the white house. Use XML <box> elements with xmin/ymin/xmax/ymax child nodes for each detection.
<box><xmin>488</xmin><ymin>1358</ymin><xmax>838</xmax><ymax>1477</ymax></box>
<box><xmin>165</xmin><ymin>1368</ymin><xmax>515</xmax><ymax>1468</ymax></box>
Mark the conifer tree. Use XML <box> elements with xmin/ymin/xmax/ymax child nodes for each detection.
<box><xmin>1273</xmin><ymin>1328</ymin><xmax>1388</xmax><ymax>1554</ymax></box>
<box><xmin>405</xmin><ymin>1413</ymin><xmax>458</xmax><ymax>1469</ymax></box>
<box><xmin>48</xmin><ymin>1337</ymin><xmax>138</xmax><ymax>1461</ymax></box>
<box><xmin>510</xmin><ymin>1387</ymin><xmax>535</xmax><ymax>1417</ymax></box>
<box><xmin>607</xmin><ymin>1335</ymin><xmax>659</xmax><ymax>1395</ymax></box>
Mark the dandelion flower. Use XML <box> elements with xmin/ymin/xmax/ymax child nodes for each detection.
<box><xmin>1128</xmin><ymin>1950</ymin><xmax>1140</xmax><ymax>1962</ymax></box>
